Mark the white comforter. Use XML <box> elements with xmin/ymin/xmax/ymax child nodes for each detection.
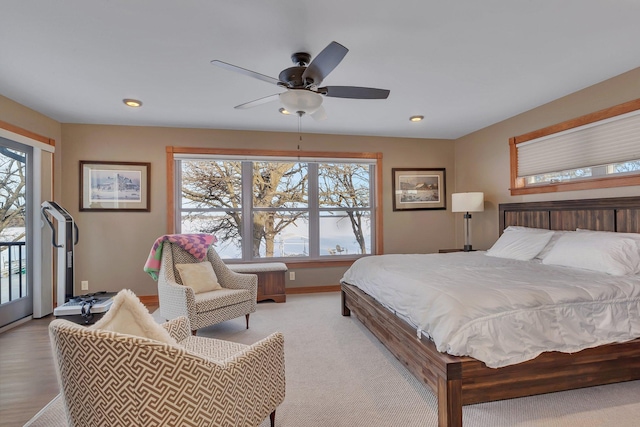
<box><xmin>341</xmin><ymin>252</ymin><xmax>640</xmax><ymax>368</ymax></box>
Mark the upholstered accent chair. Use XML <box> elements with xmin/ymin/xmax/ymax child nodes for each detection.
<box><xmin>49</xmin><ymin>316</ymin><xmax>286</xmax><ymax>427</ymax></box>
<box><xmin>158</xmin><ymin>242</ymin><xmax>258</xmax><ymax>333</ymax></box>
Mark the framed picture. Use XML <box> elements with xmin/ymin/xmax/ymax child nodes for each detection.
<box><xmin>80</xmin><ymin>161</ymin><xmax>150</xmax><ymax>211</ymax></box>
<box><xmin>392</xmin><ymin>168</ymin><xmax>446</xmax><ymax>211</ymax></box>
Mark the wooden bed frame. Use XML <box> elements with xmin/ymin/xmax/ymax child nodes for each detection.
<box><xmin>341</xmin><ymin>196</ymin><xmax>640</xmax><ymax>427</ymax></box>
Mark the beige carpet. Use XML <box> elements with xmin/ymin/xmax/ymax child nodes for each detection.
<box><xmin>26</xmin><ymin>293</ymin><xmax>640</xmax><ymax>426</ymax></box>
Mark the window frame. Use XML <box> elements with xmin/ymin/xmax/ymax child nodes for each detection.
<box><xmin>509</xmin><ymin>98</ymin><xmax>640</xmax><ymax>196</ymax></box>
<box><xmin>0</xmin><ymin>120</ymin><xmax>55</xmax><ymax>321</ymax></box>
<box><xmin>166</xmin><ymin>146</ymin><xmax>383</xmax><ymax>266</ymax></box>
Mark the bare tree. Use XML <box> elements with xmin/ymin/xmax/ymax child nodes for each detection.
<box><xmin>318</xmin><ymin>163</ymin><xmax>370</xmax><ymax>254</ymax></box>
<box><xmin>181</xmin><ymin>161</ymin><xmax>243</xmax><ymax>244</ymax></box>
<box><xmin>0</xmin><ymin>149</ymin><xmax>26</xmax><ymax>240</ymax></box>
<box><xmin>181</xmin><ymin>160</ymin><xmax>307</xmax><ymax>257</ymax></box>
<box><xmin>252</xmin><ymin>161</ymin><xmax>307</xmax><ymax>257</ymax></box>
<box><xmin>613</xmin><ymin>160</ymin><xmax>640</xmax><ymax>172</ymax></box>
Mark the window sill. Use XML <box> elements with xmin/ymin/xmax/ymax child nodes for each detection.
<box><xmin>510</xmin><ymin>175</ymin><xmax>640</xmax><ymax>196</ymax></box>
<box><xmin>223</xmin><ymin>258</ymin><xmax>364</xmax><ymax>269</ymax></box>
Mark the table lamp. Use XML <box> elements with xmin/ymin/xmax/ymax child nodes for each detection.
<box><xmin>451</xmin><ymin>192</ymin><xmax>484</xmax><ymax>251</ymax></box>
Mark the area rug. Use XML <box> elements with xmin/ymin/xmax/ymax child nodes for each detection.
<box><xmin>25</xmin><ymin>293</ymin><xmax>640</xmax><ymax>426</ymax></box>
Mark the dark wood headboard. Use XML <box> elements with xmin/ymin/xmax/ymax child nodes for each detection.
<box><xmin>499</xmin><ymin>196</ymin><xmax>640</xmax><ymax>234</ymax></box>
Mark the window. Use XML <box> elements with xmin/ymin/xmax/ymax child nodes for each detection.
<box><xmin>523</xmin><ymin>160</ymin><xmax>640</xmax><ymax>186</ymax></box>
<box><xmin>170</xmin><ymin>148</ymin><xmax>381</xmax><ymax>262</ymax></box>
<box><xmin>510</xmin><ymin>98</ymin><xmax>640</xmax><ymax>195</ymax></box>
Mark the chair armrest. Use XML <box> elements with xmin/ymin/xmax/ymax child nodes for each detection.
<box><xmin>162</xmin><ymin>316</ymin><xmax>191</xmax><ymax>342</ymax></box>
<box><xmin>157</xmin><ymin>280</ymin><xmax>197</xmax><ymax>321</ymax></box>
<box><xmin>219</xmin><ymin>332</ymin><xmax>286</xmax><ymax>416</ymax></box>
<box><xmin>218</xmin><ymin>270</ymin><xmax>258</xmax><ymax>297</ymax></box>
<box><xmin>128</xmin><ymin>334</ymin><xmax>284</xmax><ymax>426</ymax></box>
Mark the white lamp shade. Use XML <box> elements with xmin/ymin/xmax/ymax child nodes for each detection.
<box><xmin>279</xmin><ymin>89</ymin><xmax>323</xmax><ymax>114</ymax></box>
<box><xmin>451</xmin><ymin>192</ymin><xmax>484</xmax><ymax>213</ymax></box>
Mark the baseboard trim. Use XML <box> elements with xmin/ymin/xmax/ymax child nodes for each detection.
<box><xmin>139</xmin><ymin>295</ymin><xmax>159</xmax><ymax>306</ymax></box>
<box><xmin>286</xmin><ymin>285</ymin><xmax>341</xmax><ymax>294</ymax></box>
<box><xmin>0</xmin><ymin>315</ymin><xmax>33</xmax><ymax>334</ymax></box>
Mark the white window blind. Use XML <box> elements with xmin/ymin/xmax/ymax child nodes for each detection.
<box><xmin>517</xmin><ymin>109</ymin><xmax>640</xmax><ymax>177</ymax></box>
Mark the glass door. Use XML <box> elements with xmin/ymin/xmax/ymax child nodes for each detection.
<box><xmin>0</xmin><ymin>138</ymin><xmax>32</xmax><ymax>327</ymax></box>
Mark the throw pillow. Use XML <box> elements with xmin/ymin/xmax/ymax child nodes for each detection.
<box><xmin>92</xmin><ymin>289</ymin><xmax>177</xmax><ymax>345</ymax></box>
<box><xmin>542</xmin><ymin>232</ymin><xmax>640</xmax><ymax>276</ymax></box>
<box><xmin>485</xmin><ymin>229</ymin><xmax>555</xmax><ymax>261</ymax></box>
<box><xmin>175</xmin><ymin>262</ymin><xmax>223</xmax><ymax>293</ymax></box>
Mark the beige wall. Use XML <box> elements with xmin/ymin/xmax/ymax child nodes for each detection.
<box><xmin>60</xmin><ymin>125</ymin><xmax>455</xmax><ymax>296</ymax></box>
<box><xmin>453</xmin><ymin>67</ymin><xmax>640</xmax><ymax>251</ymax></box>
<box><xmin>4</xmin><ymin>66</ymin><xmax>639</xmax><ymax>298</ymax></box>
<box><xmin>0</xmin><ymin>95</ymin><xmax>62</xmax><ymax>197</ymax></box>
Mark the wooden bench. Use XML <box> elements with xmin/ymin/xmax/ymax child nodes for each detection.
<box><xmin>227</xmin><ymin>262</ymin><xmax>287</xmax><ymax>303</ymax></box>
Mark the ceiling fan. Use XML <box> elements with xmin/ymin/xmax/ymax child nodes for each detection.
<box><xmin>211</xmin><ymin>41</ymin><xmax>390</xmax><ymax>120</ymax></box>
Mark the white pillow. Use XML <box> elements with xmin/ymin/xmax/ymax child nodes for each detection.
<box><xmin>542</xmin><ymin>232</ymin><xmax>640</xmax><ymax>276</ymax></box>
<box><xmin>576</xmin><ymin>228</ymin><xmax>640</xmax><ymax>241</ymax></box>
<box><xmin>175</xmin><ymin>262</ymin><xmax>223</xmax><ymax>293</ymax></box>
<box><xmin>92</xmin><ymin>289</ymin><xmax>177</xmax><ymax>345</ymax></box>
<box><xmin>486</xmin><ymin>229</ymin><xmax>555</xmax><ymax>261</ymax></box>
<box><xmin>538</xmin><ymin>231</ymin><xmax>572</xmax><ymax>260</ymax></box>
<box><xmin>503</xmin><ymin>226</ymin><xmax>572</xmax><ymax>260</ymax></box>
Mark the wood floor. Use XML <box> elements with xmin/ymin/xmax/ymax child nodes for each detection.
<box><xmin>0</xmin><ymin>305</ymin><xmax>158</xmax><ymax>427</ymax></box>
<box><xmin>0</xmin><ymin>315</ymin><xmax>59</xmax><ymax>427</ymax></box>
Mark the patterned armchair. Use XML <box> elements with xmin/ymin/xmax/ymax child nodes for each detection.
<box><xmin>49</xmin><ymin>316</ymin><xmax>286</xmax><ymax>427</ymax></box>
<box><xmin>157</xmin><ymin>242</ymin><xmax>257</xmax><ymax>332</ymax></box>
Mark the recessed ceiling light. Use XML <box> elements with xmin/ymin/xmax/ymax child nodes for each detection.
<box><xmin>279</xmin><ymin>107</ymin><xmax>292</xmax><ymax>115</ymax></box>
<box><xmin>123</xmin><ymin>99</ymin><xmax>143</xmax><ymax>108</ymax></box>
<box><xmin>409</xmin><ymin>115</ymin><xmax>424</xmax><ymax>122</ymax></box>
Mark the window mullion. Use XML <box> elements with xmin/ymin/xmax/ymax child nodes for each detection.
<box><xmin>369</xmin><ymin>163</ymin><xmax>376</xmax><ymax>251</ymax></box>
<box><xmin>308</xmin><ymin>163</ymin><xmax>319</xmax><ymax>258</ymax></box>
<box><xmin>174</xmin><ymin>159</ymin><xmax>183</xmax><ymax>233</ymax></box>
<box><xmin>241</xmin><ymin>161</ymin><xmax>253</xmax><ymax>261</ymax></box>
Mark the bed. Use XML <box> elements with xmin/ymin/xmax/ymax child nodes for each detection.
<box><xmin>340</xmin><ymin>196</ymin><xmax>640</xmax><ymax>427</ymax></box>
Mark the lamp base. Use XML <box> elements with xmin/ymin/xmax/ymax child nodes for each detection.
<box><xmin>463</xmin><ymin>213</ymin><xmax>473</xmax><ymax>252</ymax></box>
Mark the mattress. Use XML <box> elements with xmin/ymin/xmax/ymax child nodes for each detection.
<box><xmin>341</xmin><ymin>252</ymin><xmax>640</xmax><ymax>368</ymax></box>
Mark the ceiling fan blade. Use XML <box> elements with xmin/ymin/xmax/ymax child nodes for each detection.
<box><xmin>302</xmin><ymin>41</ymin><xmax>348</xmax><ymax>86</ymax></box>
<box><xmin>234</xmin><ymin>94</ymin><xmax>281</xmax><ymax>109</ymax></box>
<box><xmin>311</xmin><ymin>105</ymin><xmax>327</xmax><ymax>121</ymax></box>
<box><xmin>320</xmin><ymin>86</ymin><xmax>390</xmax><ymax>99</ymax></box>
<box><xmin>211</xmin><ymin>60</ymin><xmax>281</xmax><ymax>86</ymax></box>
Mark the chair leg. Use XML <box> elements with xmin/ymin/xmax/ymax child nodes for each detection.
<box><xmin>245</xmin><ymin>313</ymin><xmax>250</xmax><ymax>329</ymax></box>
<box><xmin>270</xmin><ymin>410</ymin><xmax>276</xmax><ymax>427</ymax></box>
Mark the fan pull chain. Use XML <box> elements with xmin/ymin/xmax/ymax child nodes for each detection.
<box><xmin>297</xmin><ymin>111</ymin><xmax>303</xmax><ymax>160</ymax></box>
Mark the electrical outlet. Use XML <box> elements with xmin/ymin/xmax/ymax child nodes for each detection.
<box><xmin>81</xmin><ymin>280</ymin><xmax>89</xmax><ymax>291</ymax></box>
<box><xmin>289</xmin><ymin>271</ymin><xmax>295</xmax><ymax>281</ymax></box>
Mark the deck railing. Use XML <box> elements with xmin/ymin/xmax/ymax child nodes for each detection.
<box><xmin>0</xmin><ymin>241</ymin><xmax>27</xmax><ymax>304</ymax></box>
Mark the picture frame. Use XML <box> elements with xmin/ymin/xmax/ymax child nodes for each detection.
<box><xmin>392</xmin><ymin>168</ymin><xmax>446</xmax><ymax>211</ymax></box>
<box><xmin>79</xmin><ymin>161</ymin><xmax>150</xmax><ymax>212</ymax></box>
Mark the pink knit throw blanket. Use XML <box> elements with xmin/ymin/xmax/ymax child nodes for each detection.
<box><xmin>144</xmin><ymin>234</ymin><xmax>217</xmax><ymax>280</ymax></box>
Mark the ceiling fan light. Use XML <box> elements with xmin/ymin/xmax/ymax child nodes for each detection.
<box><xmin>123</xmin><ymin>98</ymin><xmax>143</xmax><ymax>108</ymax></box>
<box><xmin>279</xmin><ymin>90</ymin><xmax>323</xmax><ymax>115</ymax></box>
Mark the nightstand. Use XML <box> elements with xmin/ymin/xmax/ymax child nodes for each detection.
<box><xmin>438</xmin><ymin>249</ymin><xmax>476</xmax><ymax>253</ymax></box>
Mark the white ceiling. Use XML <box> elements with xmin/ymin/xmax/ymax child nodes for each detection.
<box><xmin>1</xmin><ymin>1</ymin><xmax>639</xmax><ymax>140</ymax></box>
